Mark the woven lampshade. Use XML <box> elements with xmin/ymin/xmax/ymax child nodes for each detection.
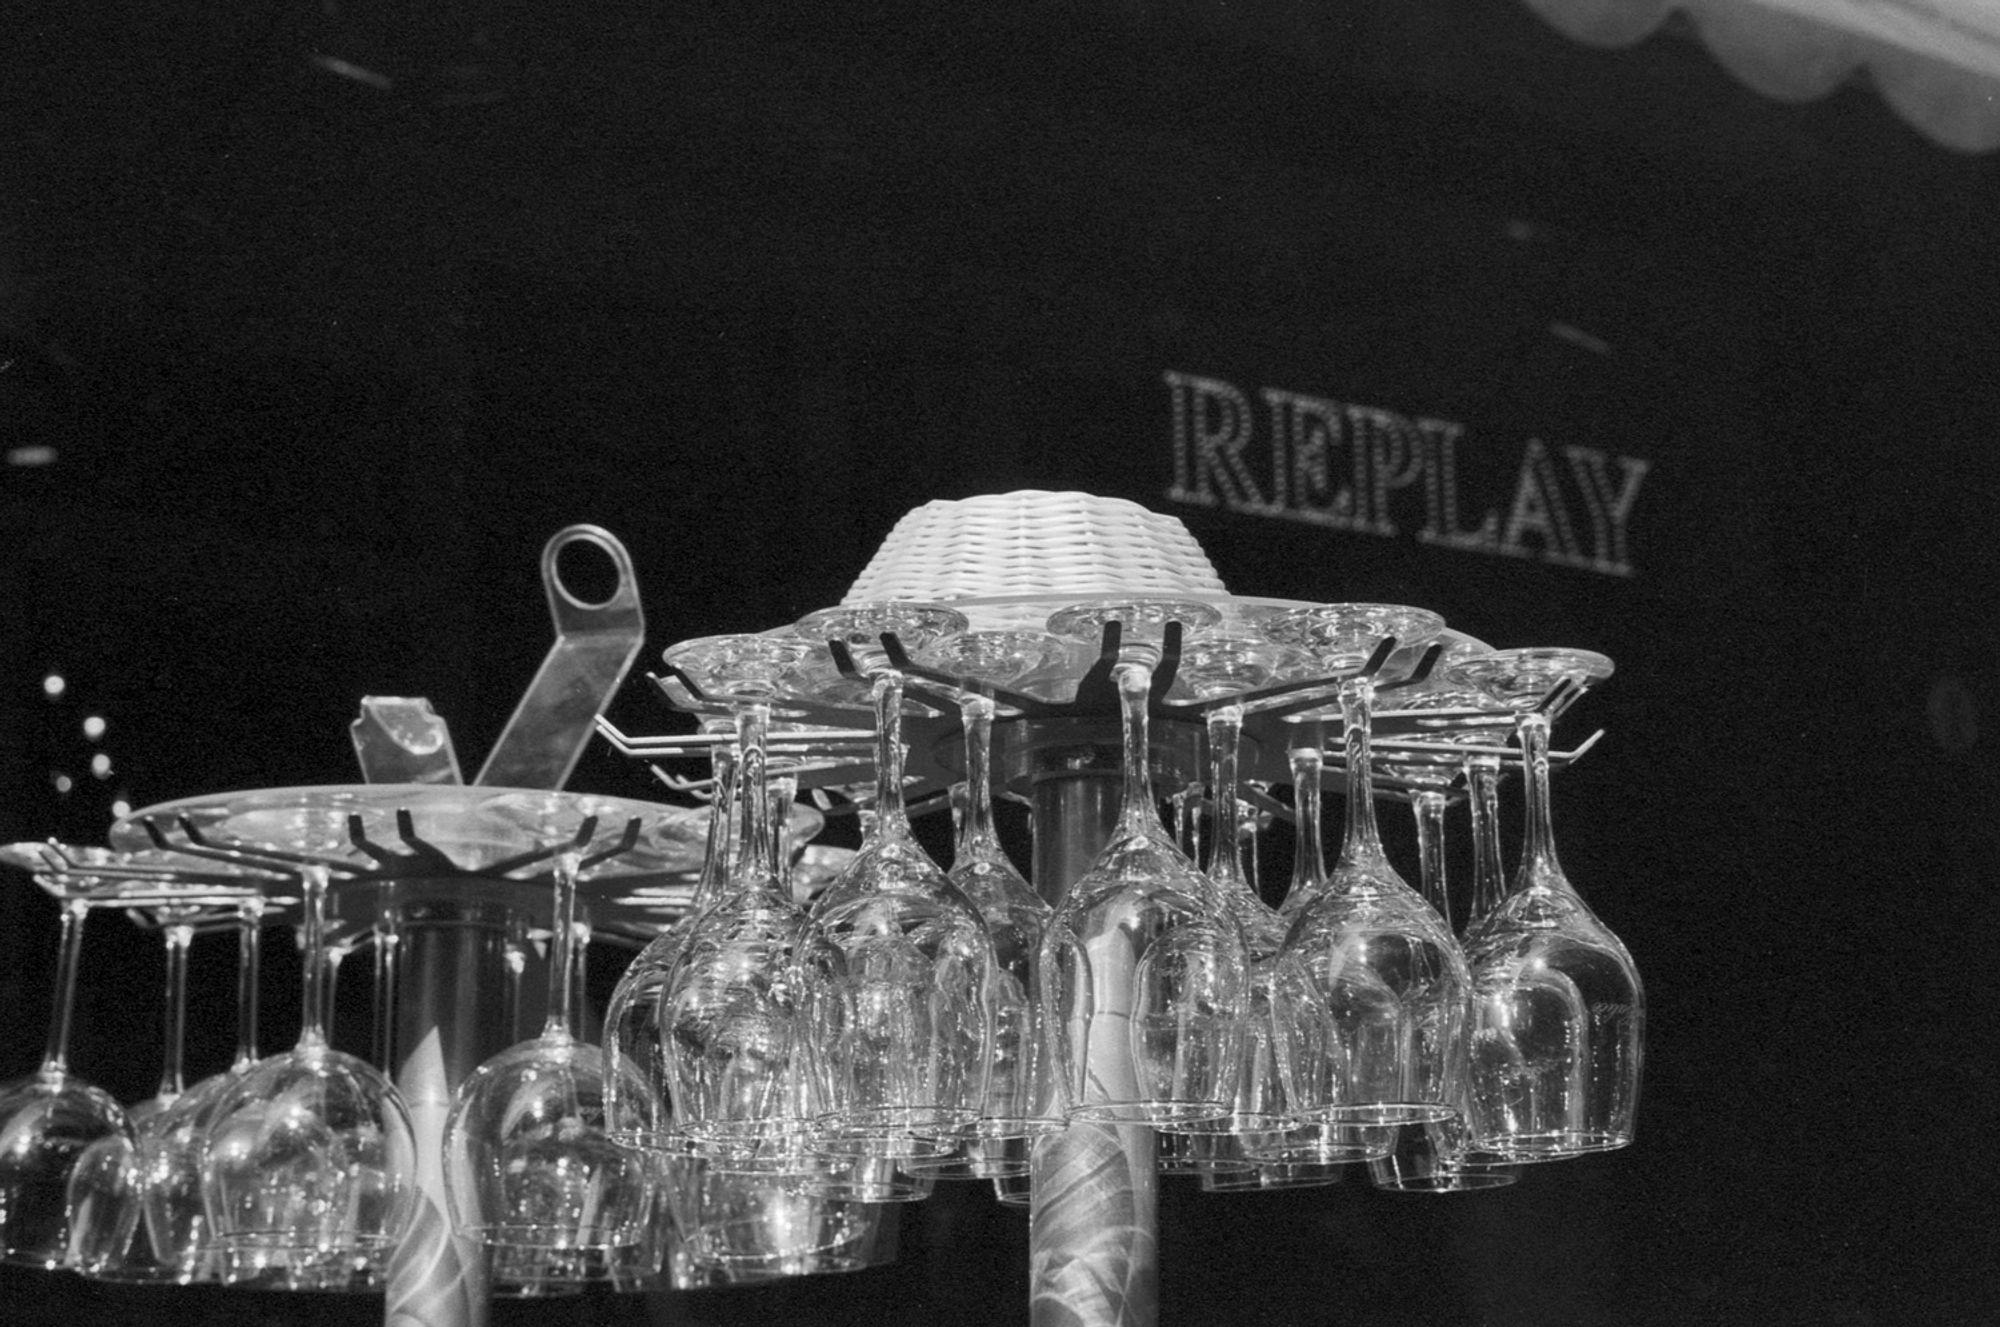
<box><xmin>840</xmin><ymin>491</ymin><xmax>1229</xmax><ymax>605</ymax></box>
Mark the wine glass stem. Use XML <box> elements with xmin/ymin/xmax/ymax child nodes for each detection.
<box><xmin>769</xmin><ymin>769</ymin><xmax>799</xmax><ymax>894</ymax></box>
<box><xmin>1337</xmin><ymin>677</ymin><xmax>1387</xmax><ymax>867</ymax></box>
<box><xmin>504</xmin><ymin>911</ymin><xmax>527</xmax><ymax>1044</ymax></box>
<box><xmin>1206</xmin><ymin>706</ymin><xmax>1245</xmax><ymax>888</ymax></box>
<box><xmin>693</xmin><ymin>738</ymin><xmax>739</xmax><ymax>910</ymax></box>
<box><xmin>1466</xmin><ymin>757</ymin><xmax>1506</xmax><ymax>929</ymax></box>
<box><xmin>871</xmin><ymin>672</ymin><xmax>909</xmax><ymax>834</ymax></box>
<box><xmin>234</xmin><ymin>901</ymin><xmax>263</xmax><ymax>1070</ymax></box>
<box><xmin>1115</xmin><ymin>663</ymin><xmax>1159</xmax><ymax>837</ymax></box>
<box><xmin>1413</xmin><ymin>791</ymin><xmax>1449</xmax><ymax>928</ymax></box>
<box><xmin>957</xmin><ymin>698</ymin><xmax>998</xmax><ymax>860</ymax></box>
<box><xmin>298</xmin><ymin>866</ymin><xmax>331</xmax><ymax>1050</ymax></box>
<box><xmin>41</xmin><ymin>898</ymin><xmax>90</xmax><ymax>1076</ymax></box>
<box><xmin>544</xmin><ymin>849</ymin><xmax>583</xmax><ymax>1040</ymax></box>
<box><xmin>1285</xmin><ymin>747</ymin><xmax>1326</xmax><ymax>908</ymax></box>
<box><xmin>157</xmin><ymin>922</ymin><xmax>194</xmax><ymax>1101</ymax></box>
<box><xmin>1517</xmin><ymin>711</ymin><xmax>1564</xmax><ymax>878</ymax></box>
<box><xmin>372</xmin><ymin>882</ymin><xmax>399</xmax><ymax>1070</ymax></box>
<box><xmin>737</xmin><ymin>701</ymin><xmax>775</xmax><ymax>886</ymax></box>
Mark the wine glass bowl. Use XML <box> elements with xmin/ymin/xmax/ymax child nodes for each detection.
<box><xmin>201</xmin><ymin>1046</ymin><xmax>419</xmax><ymax>1289</ymax></box>
<box><xmin>442</xmin><ymin>1035</ymin><xmax>661</xmax><ymax>1281</ymax></box>
<box><xmin>0</xmin><ymin>1071</ymin><xmax>129</xmax><ymax>1269</ymax></box>
<box><xmin>0</xmin><ymin>853</ymin><xmax>140</xmax><ymax>1270</ymax></box>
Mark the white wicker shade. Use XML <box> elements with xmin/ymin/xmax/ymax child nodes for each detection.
<box><xmin>840</xmin><ymin>491</ymin><xmax>1230</xmax><ymax>605</ymax></box>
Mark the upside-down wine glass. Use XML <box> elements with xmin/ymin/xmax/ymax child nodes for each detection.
<box><xmin>1452</xmin><ymin>648</ymin><xmax>1643</xmax><ymax>1159</ymax></box>
<box><xmin>910</xmin><ymin>696</ymin><xmax>1063</xmax><ymax>1182</ymax></box>
<box><xmin>1040</xmin><ymin>661</ymin><xmax>1249</xmax><ymax>1128</ymax></box>
<box><xmin>1159</xmin><ymin>705</ymin><xmax>1329</xmax><ymax>1182</ymax></box>
<box><xmin>202</xmin><ymin>864</ymin><xmax>418</xmax><ymax>1290</ymax></box>
<box><xmin>141</xmin><ymin>894</ymin><xmax>268</xmax><ymax>1282</ymax></box>
<box><xmin>0</xmin><ymin>865</ymin><xmax>131</xmax><ymax>1268</ymax></box>
<box><xmin>603</xmin><ymin>727</ymin><xmax>738</xmax><ymax>1146</ymax></box>
<box><xmin>443</xmin><ymin>847</ymin><xmax>660</xmax><ymax>1288</ymax></box>
<box><xmin>1368</xmin><ymin>728</ymin><xmax>1521</xmax><ymax>1194</ymax></box>
<box><xmin>801</xmin><ymin>668</ymin><xmax>991</xmax><ymax>1155</ymax></box>
<box><xmin>659</xmin><ymin>698</ymin><xmax>815</xmax><ymax>1162</ymax></box>
<box><xmin>1271</xmin><ymin>604</ymin><xmax>1470</xmax><ymax>1136</ymax></box>
<box><xmin>65</xmin><ymin>899</ymin><xmax>228</xmax><ymax>1280</ymax></box>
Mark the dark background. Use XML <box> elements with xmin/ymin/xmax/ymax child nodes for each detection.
<box><xmin>2</xmin><ymin>1</ymin><xmax>1995</xmax><ymax>1324</ymax></box>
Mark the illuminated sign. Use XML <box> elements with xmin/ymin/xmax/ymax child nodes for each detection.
<box><xmin>1164</xmin><ymin>370</ymin><xmax>1650</xmax><ymax>578</ymax></box>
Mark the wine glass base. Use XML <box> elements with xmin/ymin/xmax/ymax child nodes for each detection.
<box><xmin>1369</xmin><ymin>1168</ymin><xmax>1521</xmax><ymax>1193</ymax></box>
<box><xmin>1200</xmin><ymin>1163</ymin><xmax>1348</xmax><ymax>1192</ymax></box>
<box><xmin>1479</xmin><ymin>1130</ymin><xmax>1633</xmax><ymax>1160</ymax></box>
<box><xmin>1317</xmin><ymin>1102</ymin><xmax>1459</xmax><ymax>1127</ymax></box>
<box><xmin>472</xmin><ymin>1229</ymin><xmax>662</xmax><ymax>1292</ymax></box>
<box><xmin>1067</xmin><ymin>1100</ymin><xmax>1231</xmax><ymax>1127</ymax></box>
<box><xmin>1242</xmin><ymin>1125</ymin><xmax>1394</xmax><ymax>1164</ymax></box>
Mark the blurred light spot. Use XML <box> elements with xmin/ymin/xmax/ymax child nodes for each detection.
<box><xmin>52</xmin><ymin>772</ymin><xmax>73</xmax><ymax>794</ymax></box>
<box><xmin>7</xmin><ymin>445</ymin><xmax>56</xmax><ymax>466</ymax></box>
<box><xmin>309</xmin><ymin>52</ymin><xmax>394</xmax><ymax>92</ymax></box>
<box><xmin>111</xmin><ymin>798</ymin><xmax>132</xmax><ymax>819</ymax></box>
<box><xmin>1548</xmin><ymin>321</ymin><xmax>1612</xmax><ymax>356</ymax></box>
<box><xmin>1928</xmin><ymin>675</ymin><xmax>1978</xmax><ymax>751</ymax></box>
<box><xmin>1504</xmin><ymin>219</ymin><xmax>1539</xmax><ymax>242</ymax></box>
<box><xmin>83</xmin><ymin>715</ymin><xmax>107</xmax><ymax>740</ymax></box>
<box><xmin>43</xmin><ymin>674</ymin><xmax>65</xmax><ymax>698</ymax></box>
<box><xmin>90</xmin><ymin>753</ymin><xmax>112</xmax><ymax>778</ymax></box>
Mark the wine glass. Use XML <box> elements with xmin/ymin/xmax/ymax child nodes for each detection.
<box><xmin>0</xmin><ymin>857</ymin><xmax>132</xmax><ymax>1268</ymax></box>
<box><xmin>604</xmin><ymin>745</ymin><xmax>738</xmax><ymax>1150</ymax></box>
<box><xmin>202</xmin><ymin>864</ymin><xmax>419</xmax><ymax>1290</ymax></box>
<box><xmin>1365</xmin><ymin>727</ymin><xmax>1522</xmax><ymax>1195</ymax></box>
<box><xmin>947</xmin><ymin>696</ymin><xmax>1063</xmax><ymax>1145</ymax></box>
<box><xmin>1163</xmin><ymin>706</ymin><xmax>1322</xmax><ymax>1165</ymax></box>
<box><xmin>800</xmin><ymin>669</ymin><xmax>991</xmax><ymax>1153</ymax></box>
<box><xmin>140</xmin><ymin>894</ymin><xmax>269</xmax><ymax>1283</ymax></box>
<box><xmin>658</xmin><ymin>701</ymin><xmax>815</xmax><ymax>1158</ymax></box>
<box><xmin>1451</xmin><ymin>648</ymin><xmax>1643</xmax><ymax>1159</ymax></box>
<box><xmin>66</xmin><ymin>898</ymin><xmax>238</xmax><ymax>1280</ymax></box>
<box><xmin>443</xmin><ymin>848</ymin><xmax>662</xmax><ymax>1287</ymax></box>
<box><xmin>1039</xmin><ymin>661</ymin><xmax>1249</xmax><ymax>1127</ymax></box>
<box><xmin>1272</xmin><ymin>605</ymin><xmax>1471</xmax><ymax>1132</ymax></box>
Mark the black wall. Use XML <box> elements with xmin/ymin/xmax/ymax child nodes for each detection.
<box><xmin>3</xmin><ymin>2</ymin><xmax>1995</xmax><ymax>1324</ymax></box>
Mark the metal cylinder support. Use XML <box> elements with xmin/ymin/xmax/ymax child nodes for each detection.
<box><xmin>385</xmin><ymin>892</ymin><xmax>517</xmax><ymax>1327</ymax></box>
